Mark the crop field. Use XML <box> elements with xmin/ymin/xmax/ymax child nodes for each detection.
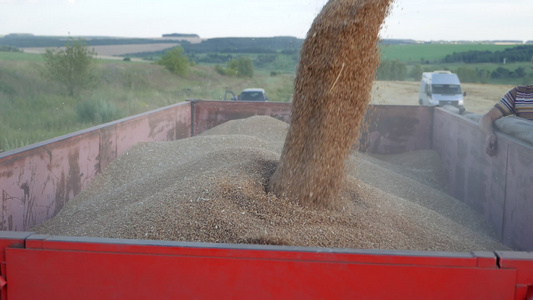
<box><xmin>22</xmin><ymin>43</ymin><xmax>181</xmax><ymax>58</ymax></box>
<box><xmin>380</xmin><ymin>43</ymin><xmax>517</xmax><ymax>63</ymax></box>
<box><xmin>0</xmin><ymin>51</ymin><xmax>44</xmax><ymax>62</ymax></box>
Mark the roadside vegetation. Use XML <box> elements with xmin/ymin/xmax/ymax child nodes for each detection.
<box><xmin>215</xmin><ymin>57</ymin><xmax>254</xmax><ymax>77</ymax></box>
<box><xmin>0</xmin><ymin>49</ymin><xmax>295</xmax><ymax>152</ymax></box>
<box><xmin>2</xmin><ymin>35</ymin><xmax>533</xmax><ymax>152</ymax></box>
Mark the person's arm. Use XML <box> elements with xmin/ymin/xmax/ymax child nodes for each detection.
<box><xmin>480</xmin><ymin>107</ymin><xmax>503</xmax><ymax>156</ymax></box>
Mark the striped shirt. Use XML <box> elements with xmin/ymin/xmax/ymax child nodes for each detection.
<box><xmin>495</xmin><ymin>85</ymin><xmax>533</xmax><ymax>120</ymax></box>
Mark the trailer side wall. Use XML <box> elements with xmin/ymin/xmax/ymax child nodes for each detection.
<box><xmin>0</xmin><ymin>101</ymin><xmax>531</xmax><ymax>252</ymax></box>
<box><xmin>3</xmin><ymin>234</ymin><xmax>530</xmax><ymax>300</ymax></box>
<box><xmin>0</xmin><ymin>103</ymin><xmax>191</xmax><ymax>231</ymax></box>
<box><xmin>432</xmin><ymin>108</ymin><xmax>533</xmax><ymax>251</ymax></box>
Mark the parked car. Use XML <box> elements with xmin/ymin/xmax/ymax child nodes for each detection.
<box><xmin>236</xmin><ymin>88</ymin><xmax>269</xmax><ymax>101</ymax></box>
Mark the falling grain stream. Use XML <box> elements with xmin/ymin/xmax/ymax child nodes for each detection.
<box><xmin>269</xmin><ymin>0</ymin><xmax>394</xmax><ymax>208</ymax></box>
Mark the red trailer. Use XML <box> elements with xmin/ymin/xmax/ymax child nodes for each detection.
<box><xmin>0</xmin><ymin>101</ymin><xmax>532</xmax><ymax>299</ymax></box>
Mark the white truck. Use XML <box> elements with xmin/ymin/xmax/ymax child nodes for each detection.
<box><xmin>419</xmin><ymin>71</ymin><xmax>465</xmax><ymax>112</ymax></box>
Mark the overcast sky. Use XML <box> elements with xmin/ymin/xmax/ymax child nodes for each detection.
<box><xmin>1</xmin><ymin>0</ymin><xmax>532</xmax><ymax>42</ymax></box>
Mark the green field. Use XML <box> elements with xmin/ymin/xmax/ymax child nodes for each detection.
<box><xmin>0</xmin><ymin>51</ymin><xmax>44</xmax><ymax>62</ymax></box>
<box><xmin>379</xmin><ymin>43</ymin><xmax>516</xmax><ymax>63</ymax></box>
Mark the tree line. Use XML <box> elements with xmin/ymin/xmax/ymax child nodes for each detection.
<box><xmin>443</xmin><ymin>45</ymin><xmax>533</xmax><ymax>63</ymax></box>
<box><xmin>0</xmin><ymin>35</ymin><xmax>179</xmax><ymax>48</ymax></box>
<box><xmin>181</xmin><ymin>36</ymin><xmax>303</xmax><ymax>54</ymax></box>
<box><xmin>162</xmin><ymin>33</ymin><xmax>199</xmax><ymax>38</ymax></box>
<box><xmin>377</xmin><ymin>44</ymin><xmax>533</xmax><ymax>83</ymax></box>
<box><xmin>377</xmin><ymin>60</ymin><xmax>532</xmax><ymax>84</ymax></box>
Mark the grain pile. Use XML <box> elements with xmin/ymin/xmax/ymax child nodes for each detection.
<box><xmin>269</xmin><ymin>0</ymin><xmax>394</xmax><ymax>208</ymax></box>
<box><xmin>33</xmin><ymin>116</ymin><xmax>509</xmax><ymax>252</ymax></box>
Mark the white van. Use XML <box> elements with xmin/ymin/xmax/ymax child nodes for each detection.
<box><xmin>419</xmin><ymin>71</ymin><xmax>465</xmax><ymax>112</ymax></box>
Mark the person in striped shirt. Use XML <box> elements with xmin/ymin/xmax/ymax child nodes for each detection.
<box><xmin>480</xmin><ymin>85</ymin><xmax>533</xmax><ymax>156</ymax></box>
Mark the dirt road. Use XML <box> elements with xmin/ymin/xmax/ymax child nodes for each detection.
<box><xmin>372</xmin><ymin>81</ymin><xmax>514</xmax><ymax>114</ymax></box>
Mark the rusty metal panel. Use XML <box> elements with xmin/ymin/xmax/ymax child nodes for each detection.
<box><xmin>0</xmin><ymin>102</ymin><xmax>192</xmax><ymax>231</ymax></box>
<box><xmin>190</xmin><ymin>100</ymin><xmax>291</xmax><ymax>136</ymax></box>
<box><xmin>5</xmin><ymin>235</ymin><xmax>521</xmax><ymax>300</ymax></box>
<box><xmin>97</xmin><ymin>104</ymin><xmax>191</xmax><ymax>170</ymax></box>
<box><xmin>175</xmin><ymin>103</ymin><xmax>192</xmax><ymax>140</ymax></box>
<box><xmin>359</xmin><ymin>105</ymin><xmax>433</xmax><ymax>154</ymax></box>
<box><xmin>98</xmin><ymin>125</ymin><xmax>118</xmax><ymax>172</ymax></box>
<box><xmin>114</xmin><ymin>109</ymin><xmax>177</xmax><ymax>157</ymax></box>
<box><xmin>0</xmin><ymin>132</ymin><xmax>101</xmax><ymax>232</ymax></box>
<box><xmin>190</xmin><ymin>102</ymin><xmax>433</xmax><ymax>155</ymax></box>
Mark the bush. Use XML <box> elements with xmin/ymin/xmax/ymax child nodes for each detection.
<box><xmin>254</xmin><ymin>55</ymin><xmax>277</xmax><ymax>67</ymax></box>
<box><xmin>215</xmin><ymin>64</ymin><xmax>237</xmax><ymax>76</ymax></box>
<box><xmin>232</xmin><ymin>57</ymin><xmax>254</xmax><ymax>77</ymax></box>
<box><xmin>455</xmin><ymin>66</ymin><xmax>491</xmax><ymax>84</ymax></box>
<box><xmin>409</xmin><ymin>64</ymin><xmax>423</xmax><ymax>80</ymax></box>
<box><xmin>75</xmin><ymin>97</ymin><xmax>122</xmax><ymax>123</ymax></box>
<box><xmin>42</xmin><ymin>37</ymin><xmax>96</xmax><ymax>97</ymax></box>
<box><xmin>156</xmin><ymin>46</ymin><xmax>190</xmax><ymax>76</ymax></box>
<box><xmin>0</xmin><ymin>45</ymin><xmax>22</xmax><ymax>53</ymax></box>
<box><xmin>377</xmin><ymin>60</ymin><xmax>407</xmax><ymax>81</ymax></box>
<box><xmin>214</xmin><ymin>57</ymin><xmax>254</xmax><ymax>78</ymax></box>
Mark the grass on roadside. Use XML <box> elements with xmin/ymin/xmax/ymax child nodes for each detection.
<box><xmin>0</xmin><ymin>55</ymin><xmax>295</xmax><ymax>152</ymax></box>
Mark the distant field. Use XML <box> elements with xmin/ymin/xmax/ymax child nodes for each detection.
<box><xmin>0</xmin><ymin>51</ymin><xmax>44</xmax><ymax>62</ymax></box>
<box><xmin>380</xmin><ymin>43</ymin><xmax>517</xmax><ymax>63</ymax></box>
<box><xmin>9</xmin><ymin>40</ymin><xmax>524</xmax><ymax>65</ymax></box>
<box><xmin>22</xmin><ymin>43</ymin><xmax>181</xmax><ymax>58</ymax></box>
